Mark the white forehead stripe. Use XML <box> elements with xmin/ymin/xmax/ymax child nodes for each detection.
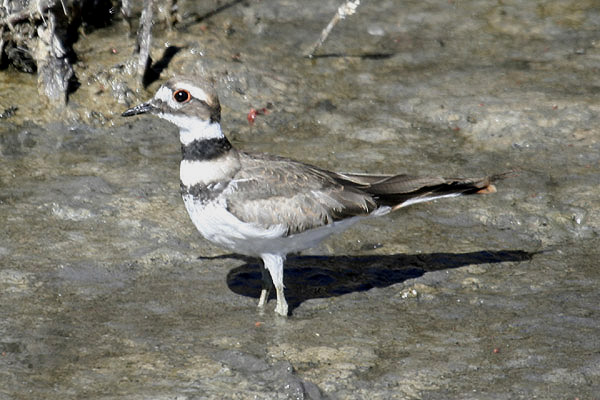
<box><xmin>175</xmin><ymin>82</ymin><xmax>211</xmax><ymax>103</ymax></box>
<box><xmin>155</xmin><ymin>85</ymin><xmax>173</xmax><ymax>102</ymax></box>
<box><xmin>154</xmin><ymin>83</ymin><xmax>211</xmax><ymax>106</ymax></box>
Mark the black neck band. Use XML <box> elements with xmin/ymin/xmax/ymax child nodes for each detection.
<box><xmin>181</xmin><ymin>137</ymin><xmax>232</xmax><ymax>161</ymax></box>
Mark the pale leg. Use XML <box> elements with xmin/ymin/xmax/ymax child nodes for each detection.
<box><xmin>261</xmin><ymin>253</ymin><xmax>288</xmax><ymax>316</ymax></box>
<box><xmin>258</xmin><ymin>290</ymin><xmax>268</xmax><ymax>308</ymax></box>
<box><xmin>257</xmin><ymin>261</ymin><xmax>272</xmax><ymax>308</ymax></box>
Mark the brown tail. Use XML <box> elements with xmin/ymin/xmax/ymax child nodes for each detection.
<box><xmin>333</xmin><ymin>171</ymin><xmax>511</xmax><ymax>211</ymax></box>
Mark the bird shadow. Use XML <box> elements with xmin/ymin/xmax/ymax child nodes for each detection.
<box><xmin>215</xmin><ymin>250</ymin><xmax>534</xmax><ymax>314</ymax></box>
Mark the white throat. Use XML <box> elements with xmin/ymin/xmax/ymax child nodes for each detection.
<box><xmin>159</xmin><ymin>113</ymin><xmax>224</xmax><ymax>145</ymax></box>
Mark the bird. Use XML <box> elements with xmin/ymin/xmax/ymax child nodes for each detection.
<box><xmin>122</xmin><ymin>76</ymin><xmax>500</xmax><ymax>316</ymax></box>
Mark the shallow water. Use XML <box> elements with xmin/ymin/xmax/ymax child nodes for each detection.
<box><xmin>1</xmin><ymin>0</ymin><xmax>599</xmax><ymax>398</ymax></box>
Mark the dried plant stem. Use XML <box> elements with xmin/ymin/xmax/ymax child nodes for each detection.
<box><xmin>136</xmin><ymin>0</ymin><xmax>154</xmax><ymax>84</ymax></box>
<box><xmin>304</xmin><ymin>0</ymin><xmax>361</xmax><ymax>58</ymax></box>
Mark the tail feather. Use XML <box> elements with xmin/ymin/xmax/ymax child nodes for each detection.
<box><xmin>332</xmin><ymin>171</ymin><xmax>511</xmax><ymax>212</ymax></box>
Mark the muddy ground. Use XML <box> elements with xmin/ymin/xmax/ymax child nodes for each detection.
<box><xmin>1</xmin><ymin>0</ymin><xmax>599</xmax><ymax>399</ymax></box>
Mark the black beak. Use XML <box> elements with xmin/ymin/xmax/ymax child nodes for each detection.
<box><xmin>121</xmin><ymin>102</ymin><xmax>156</xmax><ymax>117</ymax></box>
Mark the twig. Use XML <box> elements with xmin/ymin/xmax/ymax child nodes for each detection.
<box><xmin>0</xmin><ymin>0</ymin><xmax>66</xmax><ymax>28</ymax></box>
<box><xmin>0</xmin><ymin>4</ymin><xmax>49</xmax><ymax>27</ymax></box>
<box><xmin>304</xmin><ymin>0</ymin><xmax>361</xmax><ymax>58</ymax></box>
<box><xmin>0</xmin><ymin>26</ymin><xmax>4</xmax><ymax>56</ymax></box>
<box><xmin>136</xmin><ymin>0</ymin><xmax>154</xmax><ymax>85</ymax></box>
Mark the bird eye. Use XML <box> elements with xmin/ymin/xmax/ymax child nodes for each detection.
<box><xmin>173</xmin><ymin>89</ymin><xmax>191</xmax><ymax>103</ymax></box>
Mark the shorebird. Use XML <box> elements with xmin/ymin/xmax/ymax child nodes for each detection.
<box><xmin>122</xmin><ymin>77</ymin><xmax>499</xmax><ymax>316</ymax></box>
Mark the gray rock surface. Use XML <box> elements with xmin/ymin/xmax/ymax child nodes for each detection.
<box><xmin>1</xmin><ymin>0</ymin><xmax>599</xmax><ymax>398</ymax></box>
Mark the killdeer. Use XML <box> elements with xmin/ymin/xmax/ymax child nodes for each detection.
<box><xmin>122</xmin><ymin>77</ymin><xmax>499</xmax><ymax>316</ymax></box>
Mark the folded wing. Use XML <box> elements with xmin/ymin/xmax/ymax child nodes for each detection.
<box><xmin>225</xmin><ymin>152</ymin><xmax>501</xmax><ymax>233</ymax></box>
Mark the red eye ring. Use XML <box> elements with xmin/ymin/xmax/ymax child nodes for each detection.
<box><xmin>173</xmin><ymin>89</ymin><xmax>191</xmax><ymax>103</ymax></box>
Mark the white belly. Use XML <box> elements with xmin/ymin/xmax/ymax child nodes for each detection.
<box><xmin>182</xmin><ymin>194</ymin><xmax>286</xmax><ymax>255</ymax></box>
<box><xmin>181</xmin><ymin>195</ymin><xmax>388</xmax><ymax>256</ymax></box>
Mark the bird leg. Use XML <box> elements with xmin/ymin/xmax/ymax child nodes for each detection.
<box><xmin>257</xmin><ymin>260</ymin><xmax>273</xmax><ymax>308</ymax></box>
<box><xmin>261</xmin><ymin>254</ymin><xmax>288</xmax><ymax>316</ymax></box>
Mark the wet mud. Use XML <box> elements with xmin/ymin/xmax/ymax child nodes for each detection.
<box><xmin>1</xmin><ymin>1</ymin><xmax>599</xmax><ymax>399</ymax></box>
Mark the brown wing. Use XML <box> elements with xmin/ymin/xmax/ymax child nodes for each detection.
<box><xmin>225</xmin><ymin>152</ymin><xmax>502</xmax><ymax>234</ymax></box>
<box><xmin>224</xmin><ymin>153</ymin><xmax>378</xmax><ymax>234</ymax></box>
